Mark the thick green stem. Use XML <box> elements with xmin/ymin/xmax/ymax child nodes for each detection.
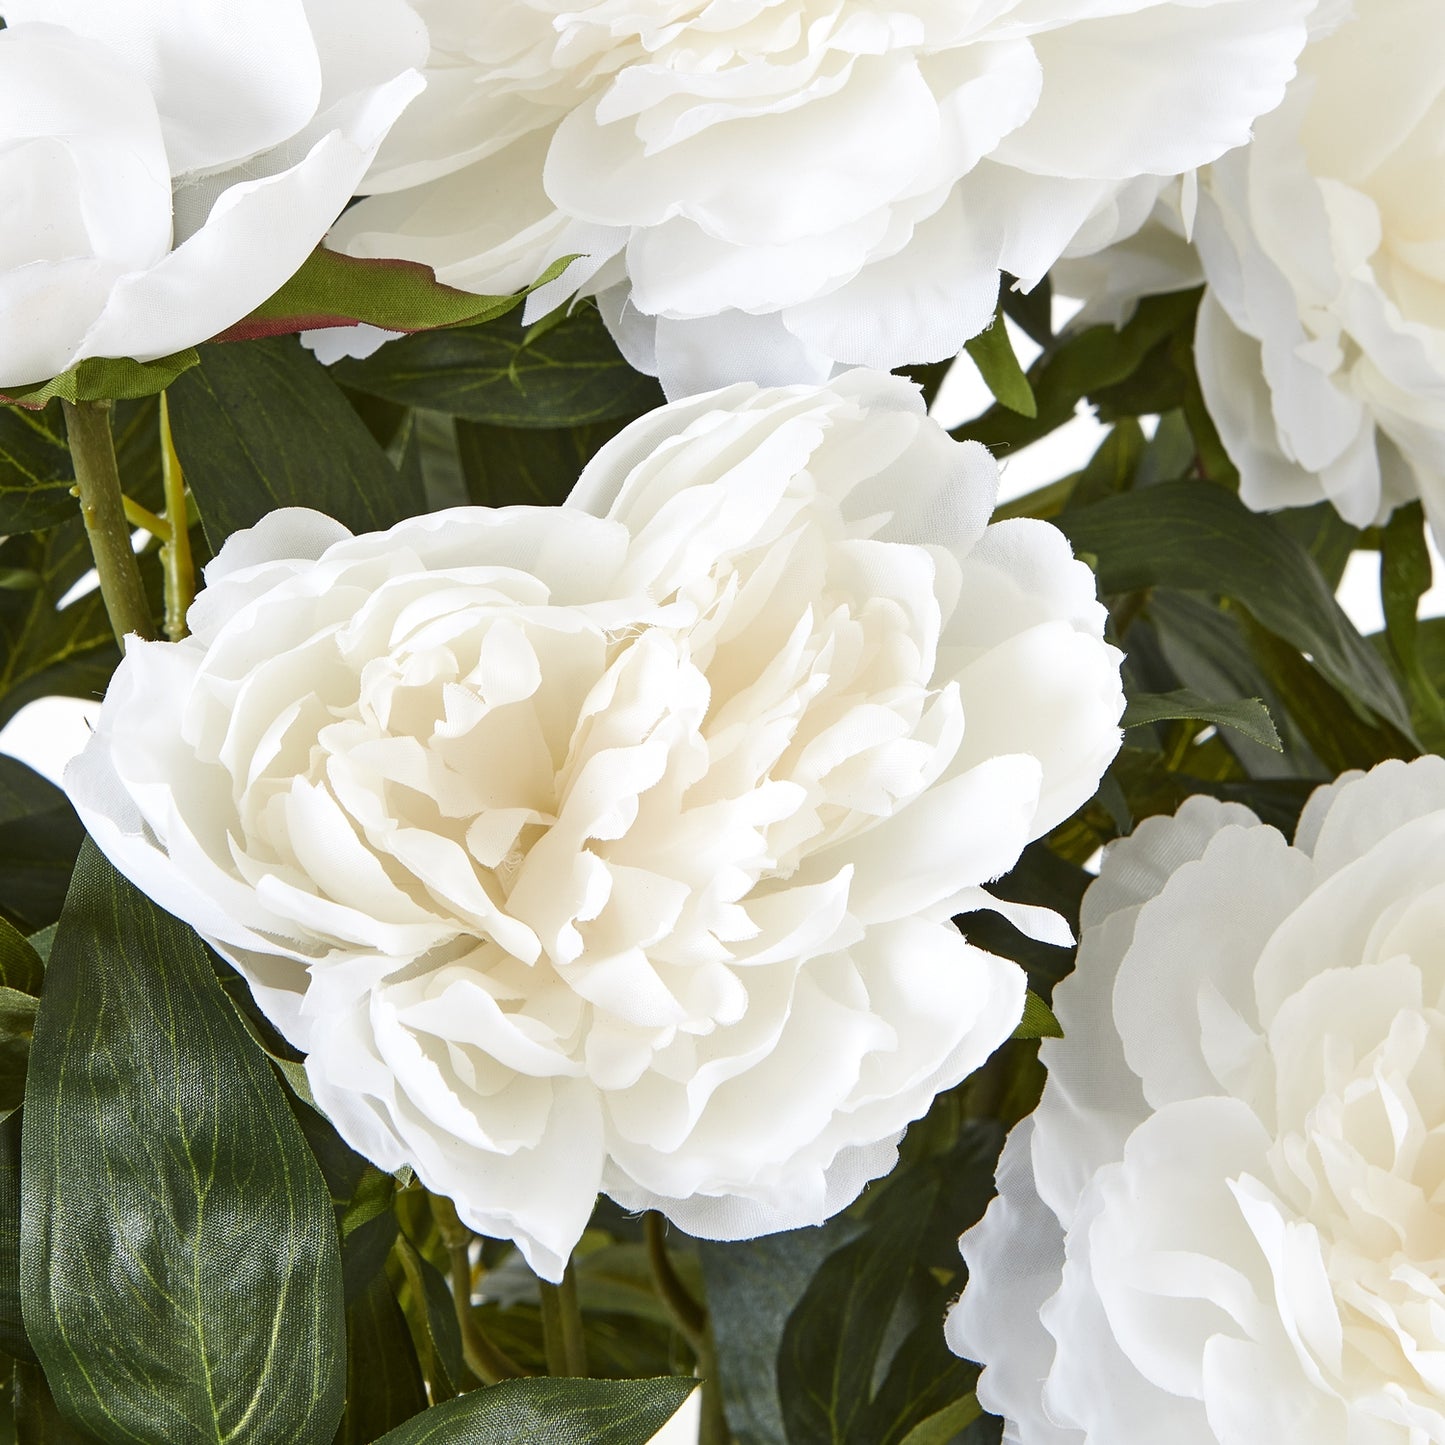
<box><xmin>537</xmin><ymin>1258</ymin><xmax>588</xmax><ymax>1377</ymax></box>
<box><xmin>429</xmin><ymin>1194</ymin><xmax>526</xmax><ymax>1384</ymax></box>
<box><xmin>158</xmin><ymin>392</ymin><xmax>194</xmax><ymax>642</ymax></box>
<box><xmin>62</xmin><ymin>399</ymin><xmax>155</xmax><ymax>645</ymax></box>
<box><xmin>644</xmin><ymin>1212</ymin><xmax>706</xmax><ymax>1348</ymax></box>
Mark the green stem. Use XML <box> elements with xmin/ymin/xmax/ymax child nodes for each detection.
<box><xmin>537</xmin><ymin>1258</ymin><xmax>588</xmax><ymax>1377</ymax></box>
<box><xmin>158</xmin><ymin>392</ymin><xmax>194</xmax><ymax>642</ymax></box>
<box><xmin>644</xmin><ymin>1214</ymin><xmax>730</xmax><ymax>1444</ymax></box>
<box><xmin>62</xmin><ymin>399</ymin><xmax>156</xmax><ymax>645</ymax></box>
<box><xmin>697</xmin><ymin>1326</ymin><xmax>732</xmax><ymax>1445</ymax></box>
<box><xmin>429</xmin><ymin>1194</ymin><xmax>526</xmax><ymax>1384</ymax></box>
<box><xmin>644</xmin><ymin>1212</ymin><xmax>706</xmax><ymax>1348</ymax></box>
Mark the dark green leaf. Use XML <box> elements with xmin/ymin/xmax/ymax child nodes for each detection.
<box><xmin>1242</xmin><ymin>618</ymin><xmax>1415</xmax><ymax>775</ymax></box>
<box><xmin>999</xmin><ymin>275</ymin><xmax>1052</xmax><ymax>348</ymax></box>
<box><xmin>335</xmin><ymin>1272</ymin><xmax>427</xmax><ymax>1445</ymax></box>
<box><xmin>1380</xmin><ymin>503</ymin><xmax>1445</xmax><ymax>745</ymax></box>
<box><xmin>0</xmin><ymin>406</ymin><xmax>73</xmax><ymax>535</ymax></box>
<box><xmin>1011</xmin><ymin>991</ymin><xmax>1062</xmax><ymax>1041</ymax></box>
<box><xmin>700</xmin><ymin>1222</ymin><xmax>858</xmax><ymax>1445</ymax></box>
<box><xmin>0</xmin><ymin>352</ymin><xmax>199</xmax><ymax>409</ymax></box>
<box><xmin>1122</xmin><ymin>688</ymin><xmax>1282</xmax><ymax>752</ymax></box>
<box><xmin>1144</xmin><ymin>592</ymin><xmax>1321</xmax><ymax>779</ymax></box>
<box><xmin>168</xmin><ymin>336</ymin><xmax>423</xmax><ymax>547</ymax></box>
<box><xmin>0</xmin><ymin>919</ymin><xmax>42</xmax><ymax>999</ymax></box>
<box><xmin>21</xmin><ymin>843</ymin><xmax>346</xmax><ymax>1444</ymax></box>
<box><xmin>861</xmin><ymin>1317</ymin><xmax>979</xmax><ymax>1445</ymax></box>
<box><xmin>392</xmin><ymin>1234</ymin><xmax>467</xmax><ymax>1401</ymax></box>
<box><xmin>778</xmin><ymin>1126</ymin><xmax>1002</xmax><ymax>1445</ymax></box>
<box><xmin>962</xmin><ymin>309</ymin><xmax>1035</xmax><ymax>418</ymax></box>
<box><xmin>455</xmin><ymin>417</ymin><xmax>637</xmax><ymax>508</ymax></box>
<box><xmin>0</xmin><ymin>989</ymin><xmax>36</xmax><ymax>1121</ymax></box>
<box><xmin>1132</xmin><ymin>410</ymin><xmax>1197</xmax><ymax>486</ymax></box>
<box><xmin>0</xmin><ymin>1111</ymin><xmax>31</xmax><ymax>1364</ymax></box>
<box><xmin>1277</xmin><ymin>502</ymin><xmax>1362</xmax><ymax>591</ymax></box>
<box><xmin>956</xmin><ymin>841</ymin><xmax>1090</xmax><ymax>1000</ymax></box>
<box><xmin>332</xmin><ymin>307</ymin><xmax>664</xmax><ymax>427</ymax></box>
<box><xmin>12</xmin><ymin>1362</ymin><xmax>98</xmax><ymax>1443</ymax></box>
<box><xmin>0</xmin><ymin>759</ymin><xmax>86</xmax><ymax>935</ymax></box>
<box><xmin>1058</xmin><ymin>481</ymin><xmax>1415</xmax><ymax>738</ymax></box>
<box><xmin>372</xmin><ymin>1376</ymin><xmax>695</xmax><ymax>1445</ymax></box>
<box><xmin>0</xmin><ymin>518</ymin><xmax>139</xmax><ymax>731</ymax></box>
<box><xmin>897</xmin><ymin>362</ymin><xmax>955</xmax><ymax>410</ymax></box>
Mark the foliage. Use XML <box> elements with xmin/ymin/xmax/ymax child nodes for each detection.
<box><xmin>0</xmin><ymin>273</ymin><xmax>1428</xmax><ymax>1443</ymax></box>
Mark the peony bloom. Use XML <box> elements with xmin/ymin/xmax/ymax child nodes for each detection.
<box><xmin>0</xmin><ymin>1</ymin><xmax>427</xmax><ymax>390</ymax></box>
<box><xmin>66</xmin><ymin>372</ymin><xmax>1123</xmax><ymax>1280</ymax></box>
<box><xmin>1063</xmin><ymin>0</ymin><xmax>1445</xmax><ymax>532</ymax></box>
<box><xmin>950</xmin><ymin>756</ymin><xmax>1445</xmax><ymax>1445</ymax></box>
<box><xmin>321</xmin><ymin>0</ymin><xmax>1317</xmax><ymax>398</ymax></box>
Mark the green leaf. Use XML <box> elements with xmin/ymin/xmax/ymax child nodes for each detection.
<box><xmin>0</xmin><ymin>759</ymin><xmax>86</xmax><ymax>935</ymax></box>
<box><xmin>0</xmin><ymin>1111</ymin><xmax>32</xmax><ymax>1364</ymax></box>
<box><xmin>372</xmin><ymin>1377</ymin><xmax>695</xmax><ymax>1445</ymax></box>
<box><xmin>0</xmin><ymin>352</ymin><xmax>200</xmax><ymax>408</ymax></box>
<box><xmin>0</xmin><ymin>518</ymin><xmax>138</xmax><ymax>731</ymax></box>
<box><xmin>1058</xmin><ymin>481</ymin><xmax>1415</xmax><ymax>738</ymax></box>
<box><xmin>0</xmin><ymin>988</ymin><xmax>36</xmax><ymax>1121</ymax></box>
<box><xmin>21</xmin><ymin>843</ymin><xmax>346</xmax><ymax>1444</ymax></box>
<box><xmin>455</xmin><ymin>417</ymin><xmax>639</xmax><ymax>509</ymax></box>
<box><xmin>1122</xmin><ymin>687</ymin><xmax>1282</xmax><ymax>752</ymax></box>
<box><xmin>1000</xmin><ymin>274</ymin><xmax>1052</xmax><ymax>347</ymax></box>
<box><xmin>777</xmin><ymin>1127</ymin><xmax>1002</xmax><ymax>1445</ymax></box>
<box><xmin>1242</xmin><ymin>617</ymin><xmax>1414</xmax><ymax>775</ymax></box>
<box><xmin>0</xmin><ymin>918</ymin><xmax>44</xmax><ymax>999</ymax></box>
<box><xmin>391</xmin><ymin>1234</ymin><xmax>467</xmax><ymax>1402</ymax></box>
<box><xmin>332</xmin><ymin>307</ymin><xmax>664</xmax><ymax>427</ymax></box>
<box><xmin>897</xmin><ymin>1395</ymin><xmax>981</xmax><ymax>1445</ymax></box>
<box><xmin>954</xmin><ymin>290</ymin><xmax>1200</xmax><ymax>454</ymax></box>
<box><xmin>1012</xmin><ymin>991</ymin><xmax>1063</xmax><ymax>1041</ymax></box>
<box><xmin>962</xmin><ymin>307</ymin><xmax>1036</xmax><ymax>418</ymax></box>
<box><xmin>169</xmin><ymin>336</ymin><xmax>423</xmax><ymax>547</ymax></box>
<box><xmin>700</xmin><ymin>1222</ymin><xmax>859</xmax><ymax>1445</ymax></box>
<box><xmin>334</xmin><ymin>1272</ymin><xmax>427</xmax><ymax>1445</ymax></box>
<box><xmin>12</xmin><ymin>1362</ymin><xmax>98</xmax><ymax>1443</ymax></box>
<box><xmin>1380</xmin><ymin>502</ymin><xmax>1445</xmax><ymax>745</ymax></box>
<box><xmin>214</xmin><ymin>249</ymin><xmax>561</xmax><ymax>343</ymax></box>
<box><xmin>1144</xmin><ymin>592</ymin><xmax>1320</xmax><ymax>779</ymax></box>
<box><xmin>0</xmin><ymin>405</ymin><xmax>74</xmax><ymax>535</ymax></box>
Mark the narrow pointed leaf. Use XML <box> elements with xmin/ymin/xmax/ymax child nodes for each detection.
<box><xmin>963</xmin><ymin>308</ymin><xmax>1036</xmax><ymax>417</ymax></box>
<box><xmin>1121</xmin><ymin>688</ymin><xmax>1282</xmax><ymax>752</ymax></box>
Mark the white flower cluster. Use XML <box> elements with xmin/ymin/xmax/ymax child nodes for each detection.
<box><xmin>68</xmin><ymin>373</ymin><xmax>1124</xmax><ymax>1278</ymax></box>
<box><xmin>0</xmin><ymin>1</ymin><xmax>427</xmax><ymax>390</ymax></box>
<box><xmin>322</xmin><ymin>0</ymin><xmax>1317</xmax><ymax>396</ymax></box>
<box><xmin>951</xmin><ymin>758</ymin><xmax>1445</xmax><ymax>1445</ymax></box>
<box><xmin>1064</xmin><ymin>0</ymin><xmax>1445</xmax><ymax>534</ymax></box>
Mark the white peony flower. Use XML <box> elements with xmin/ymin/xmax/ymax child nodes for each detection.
<box><xmin>950</xmin><ymin>755</ymin><xmax>1445</xmax><ymax>1445</ymax></box>
<box><xmin>65</xmin><ymin>371</ymin><xmax>1123</xmax><ymax>1280</ymax></box>
<box><xmin>321</xmin><ymin>0</ymin><xmax>1316</xmax><ymax>398</ymax></box>
<box><xmin>1062</xmin><ymin>0</ymin><xmax>1445</xmax><ymax>532</ymax></box>
<box><xmin>0</xmin><ymin>0</ymin><xmax>427</xmax><ymax>390</ymax></box>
